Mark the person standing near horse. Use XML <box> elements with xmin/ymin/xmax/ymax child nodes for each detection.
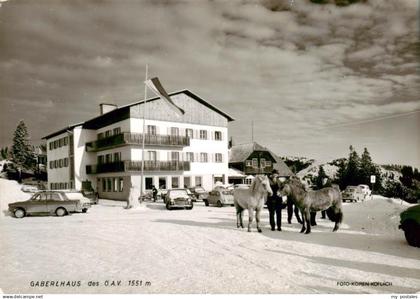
<box><xmin>267</xmin><ymin>170</ymin><xmax>284</xmax><ymax>231</ymax></box>
<box><xmin>287</xmin><ymin>196</ymin><xmax>302</xmax><ymax>224</ymax></box>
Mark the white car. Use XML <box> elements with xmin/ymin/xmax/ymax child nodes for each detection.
<box><xmin>342</xmin><ymin>186</ymin><xmax>365</xmax><ymax>202</ymax></box>
<box><xmin>357</xmin><ymin>184</ymin><xmax>372</xmax><ymax>199</ymax></box>
<box><xmin>21</xmin><ymin>185</ymin><xmax>39</xmax><ymax>193</ymax></box>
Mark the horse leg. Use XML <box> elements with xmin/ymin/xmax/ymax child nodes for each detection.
<box><xmin>300</xmin><ymin>208</ymin><xmax>306</xmax><ymax>233</ymax></box>
<box><xmin>333</xmin><ymin>207</ymin><xmax>343</xmax><ymax>232</ymax></box>
<box><xmin>256</xmin><ymin>209</ymin><xmax>262</xmax><ymax>233</ymax></box>
<box><xmin>310</xmin><ymin>212</ymin><xmax>317</xmax><ymax>226</ymax></box>
<box><xmin>235</xmin><ymin>205</ymin><xmax>240</xmax><ymax>228</ymax></box>
<box><xmin>304</xmin><ymin>209</ymin><xmax>312</xmax><ymax>234</ymax></box>
<box><xmin>295</xmin><ymin>205</ymin><xmax>303</xmax><ymax>224</ymax></box>
<box><xmin>248</xmin><ymin>208</ymin><xmax>254</xmax><ymax>232</ymax></box>
<box><xmin>239</xmin><ymin>210</ymin><xmax>244</xmax><ymax>228</ymax></box>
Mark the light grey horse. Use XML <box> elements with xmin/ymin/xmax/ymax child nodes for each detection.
<box><xmin>278</xmin><ymin>177</ymin><xmax>343</xmax><ymax>234</ymax></box>
<box><xmin>234</xmin><ymin>175</ymin><xmax>273</xmax><ymax>233</ymax></box>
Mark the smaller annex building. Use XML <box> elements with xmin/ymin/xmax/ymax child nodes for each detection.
<box><xmin>228</xmin><ymin>142</ymin><xmax>293</xmax><ymax>184</ymax></box>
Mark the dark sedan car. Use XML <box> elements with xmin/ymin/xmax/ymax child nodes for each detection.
<box><xmin>8</xmin><ymin>190</ymin><xmax>91</xmax><ymax>218</ymax></box>
<box><xmin>188</xmin><ymin>186</ymin><xmax>209</xmax><ymax>201</ymax></box>
<box><xmin>399</xmin><ymin>204</ymin><xmax>420</xmax><ymax>247</ymax></box>
<box><xmin>165</xmin><ymin>189</ymin><xmax>193</xmax><ymax>210</ymax></box>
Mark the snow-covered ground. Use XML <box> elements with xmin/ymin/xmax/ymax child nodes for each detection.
<box><xmin>0</xmin><ymin>179</ymin><xmax>419</xmax><ymax>294</ymax></box>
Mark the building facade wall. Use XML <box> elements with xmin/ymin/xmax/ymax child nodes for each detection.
<box><xmin>46</xmin><ymin>132</ymin><xmax>71</xmax><ymax>189</ymax></box>
<box><xmin>73</xmin><ymin>126</ymin><xmax>97</xmax><ymax>191</ymax></box>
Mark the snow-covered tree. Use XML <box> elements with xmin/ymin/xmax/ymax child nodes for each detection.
<box><xmin>11</xmin><ymin>120</ymin><xmax>36</xmax><ymax>171</ymax></box>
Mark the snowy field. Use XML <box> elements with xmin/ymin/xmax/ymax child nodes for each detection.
<box><xmin>0</xmin><ymin>179</ymin><xmax>419</xmax><ymax>294</ymax></box>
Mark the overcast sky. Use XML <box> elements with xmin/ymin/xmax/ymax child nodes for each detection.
<box><xmin>0</xmin><ymin>0</ymin><xmax>418</xmax><ymax>167</ymax></box>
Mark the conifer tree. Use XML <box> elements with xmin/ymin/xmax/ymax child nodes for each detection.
<box><xmin>11</xmin><ymin>120</ymin><xmax>36</xmax><ymax>171</ymax></box>
<box><xmin>314</xmin><ymin>165</ymin><xmax>328</xmax><ymax>190</ymax></box>
<box><xmin>345</xmin><ymin>145</ymin><xmax>360</xmax><ymax>186</ymax></box>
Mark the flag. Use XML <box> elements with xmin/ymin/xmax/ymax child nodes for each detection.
<box><xmin>145</xmin><ymin>77</ymin><xmax>185</xmax><ymax>116</ymax></box>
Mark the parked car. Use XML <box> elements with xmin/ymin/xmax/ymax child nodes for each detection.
<box><xmin>81</xmin><ymin>189</ymin><xmax>99</xmax><ymax>204</ymax></box>
<box><xmin>165</xmin><ymin>189</ymin><xmax>193</xmax><ymax>210</ymax></box>
<box><xmin>357</xmin><ymin>184</ymin><xmax>372</xmax><ymax>199</ymax></box>
<box><xmin>21</xmin><ymin>185</ymin><xmax>38</xmax><ymax>193</ymax></box>
<box><xmin>342</xmin><ymin>186</ymin><xmax>365</xmax><ymax>202</ymax></box>
<box><xmin>399</xmin><ymin>204</ymin><xmax>420</xmax><ymax>247</ymax></box>
<box><xmin>204</xmin><ymin>186</ymin><xmax>234</xmax><ymax>207</ymax></box>
<box><xmin>188</xmin><ymin>186</ymin><xmax>209</xmax><ymax>201</ymax></box>
<box><xmin>8</xmin><ymin>190</ymin><xmax>91</xmax><ymax>218</ymax></box>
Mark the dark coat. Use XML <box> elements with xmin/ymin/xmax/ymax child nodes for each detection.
<box><xmin>266</xmin><ymin>180</ymin><xmax>283</xmax><ymax>210</ymax></box>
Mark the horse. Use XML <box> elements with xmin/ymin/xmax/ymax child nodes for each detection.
<box><xmin>234</xmin><ymin>175</ymin><xmax>273</xmax><ymax>233</ymax></box>
<box><xmin>278</xmin><ymin>177</ymin><xmax>343</xmax><ymax>234</ymax></box>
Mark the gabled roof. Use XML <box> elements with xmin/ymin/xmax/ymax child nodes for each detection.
<box><xmin>42</xmin><ymin>122</ymin><xmax>84</xmax><ymax>140</ymax></box>
<box><xmin>229</xmin><ymin>142</ymin><xmax>271</xmax><ymax>163</ymax></box>
<box><xmin>270</xmin><ymin>151</ymin><xmax>295</xmax><ymax>177</ymax></box>
<box><xmin>43</xmin><ymin>89</ymin><xmax>234</xmax><ymax>139</ymax></box>
<box><xmin>120</xmin><ymin>89</ymin><xmax>235</xmax><ymax>122</ymax></box>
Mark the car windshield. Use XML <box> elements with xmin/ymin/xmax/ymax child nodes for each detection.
<box><xmin>169</xmin><ymin>190</ymin><xmax>189</xmax><ymax>198</ymax></box>
<box><xmin>195</xmin><ymin>187</ymin><xmax>205</xmax><ymax>192</ymax></box>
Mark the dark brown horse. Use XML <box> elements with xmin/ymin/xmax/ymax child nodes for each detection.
<box><xmin>278</xmin><ymin>177</ymin><xmax>343</xmax><ymax>234</ymax></box>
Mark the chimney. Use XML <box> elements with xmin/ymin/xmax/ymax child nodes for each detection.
<box><xmin>99</xmin><ymin>103</ymin><xmax>118</xmax><ymax>115</ymax></box>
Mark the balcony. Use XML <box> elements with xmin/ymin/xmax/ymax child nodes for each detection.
<box><xmin>85</xmin><ymin>132</ymin><xmax>190</xmax><ymax>152</ymax></box>
<box><xmin>86</xmin><ymin>160</ymin><xmax>190</xmax><ymax>174</ymax></box>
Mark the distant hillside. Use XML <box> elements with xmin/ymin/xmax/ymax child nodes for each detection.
<box><xmin>281</xmin><ymin>156</ymin><xmax>315</xmax><ymax>174</ymax></box>
<box><xmin>297</xmin><ymin>160</ymin><xmax>340</xmax><ymax>187</ymax></box>
<box><xmin>294</xmin><ymin>159</ymin><xmax>403</xmax><ymax>190</ymax></box>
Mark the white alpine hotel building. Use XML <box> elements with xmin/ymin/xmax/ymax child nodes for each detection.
<box><xmin>43</xmin><ymin>90</ymin><xmax>234</xmax><ymax>200</ymax></box>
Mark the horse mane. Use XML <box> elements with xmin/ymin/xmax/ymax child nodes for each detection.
<box><xmin>250</xmin><ymin>175</ymin><xmax>263</xmax><ymax>194</ymax></box>
<box><xmin>288</xmin><ymin>177</ymin><xmax>306</xmax><ymax>199</ymax></box>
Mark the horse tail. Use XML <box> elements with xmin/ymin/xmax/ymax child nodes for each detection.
<box><xmin>326</xmin><ymin>206</ymin><xmax>343</xmax><ymax>223</ymax></box>
<box><xmin>336</xmin><ymin>210</ymin><xmax>343</xmax><ymax>224</ymax></box>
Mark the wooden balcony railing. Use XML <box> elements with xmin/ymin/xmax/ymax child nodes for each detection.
<box><xmin>86</xmin><ymin>160</ymin><xmax>190</xmax><ymax>174</ymax></box>
<box><xmin>86</xmin><ymin>132</ymin><xmax>190</xmax><ymax>152</ymax></box>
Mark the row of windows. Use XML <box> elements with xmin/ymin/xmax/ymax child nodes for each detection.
<box><xmin>50</xmin><ymin>182</ymin><xmax>73</xmax><ymax>190</ymax></box>
<box><xmin>97</xmin><ymin>127</ymin><xmax>122</xmax><ymax>140</ymax></box>
<box><xmin>99</xmin><ymin>176</ymin><xmax>203</xmax><ymax>193</ymax></box>
<box><xmin>49</xmin><ymin>136</ymin><xmax>71</xmax><ymax>151</ymax></box>
<box><xmin>98</xmin><ymin>152</ymin><xmax>121</xmax><ymax>164</ymax></box>
<box><xmin>97</xmin><ymin>126</ymin><xmax>223</xmax><ymax>141</ymax></box>
<box><xmin>100</xmin><ymin>177</ymin><xmax>124</xmax><ymax>193</ymax></box>
<box><xmin>96</xmin><ymin>152</ymin><xmax>224</xmax><ymax>164</ymax></box>
<box><xmin>49</xmin><ymin>158</ymin><xmax>69</xmax><ymax>169</ymax></box>
<box><xmin>245</xmin><ymin>158</ymin><xmax>272</xmax><ymax>168</ymax></box>
<box><xmin>147</xmin><ymin>175</ymin><xmax>203</xmax><ymax>189</ymax></box>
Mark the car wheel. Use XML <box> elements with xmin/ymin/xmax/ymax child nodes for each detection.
<box><xmin>217</xmin><ymin>201</ymin><xmax>223</xmax><ymax>208</ymax></box>
<box><xmin>403</xmin><ymin>221</ymin><xmax>420</xmax><ymax>247</ymax></box>
<box><xmin>55</xmin><ymin>207</ymin><xmax>67</xmax><ymax>217</ymax></box>
<box><xmin>204</xmin><ymin>199</ymin><xmax>209</xmax><ymax>207</ymax></box>
<box><xmin>82</xmin><ymin>208</ymin><xmax>88</xmax><ymax>213</ymax></box>
<box><xmin>166</xmin><ymin>204</ymin><xmax>172</xmax><ymax>211</ymax></box>
<box><xmin>14</xmin><ymin>208</ymin><xmax>25</xmax><ymax>218</ymax></box>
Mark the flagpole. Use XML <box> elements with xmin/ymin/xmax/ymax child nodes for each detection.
<box><xmin>140</xmin><ymin>64</ymin><xmax>148</xmax><ymax>199</ymax></box>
